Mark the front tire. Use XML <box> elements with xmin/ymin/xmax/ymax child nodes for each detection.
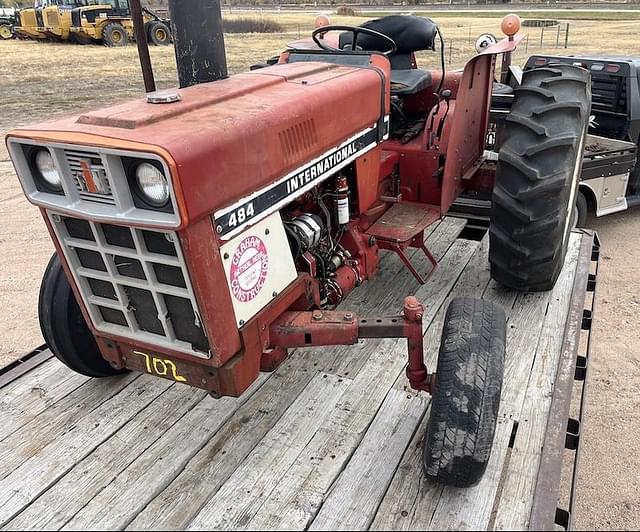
<box><xmin>102</xmin><ymin>22</ymin><xmax>127</xmax><ymax>47</ymax></box>
<box><xmin>148</xmin><ymin>20</ymin><xmax>171</xmax><ymax>46</ymax></box>
<box><xmin>423</xmin><ymin>298</ymin><xmax>506</xmax><ymax>487</ymax></box>
<box><xmin>39</xmin><ymin>253</ymin><xmax>125</xmax><ymax>378</ymax></box>
<box><xmin>489</xmin><ymin>64</ymin><xmax>591</xmax><ymax>291</ymax></box>
<box><xmin>0</xmin><ymin>22</ymin><xmax>13</xmax><ymax>40</ymax></box>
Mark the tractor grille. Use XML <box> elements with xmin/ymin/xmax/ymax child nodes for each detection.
<box><xmin>22</xmin><ymin>11</ymin><xmax>36</xmax><ymax>26</ymax></box>
<box><xmin>63</xmin><ymin>149</ymin><xmax>116</xmax><ymax>206</ymax></box>
<box><xmin>49</xmin><ymin>213</ymin><xmax>210</xmax><ymax>358</ymax></box>
<box><xmin>46</xmin><ymin>11</ymin><xmax>59</xmax><ymax>27</ymax></box>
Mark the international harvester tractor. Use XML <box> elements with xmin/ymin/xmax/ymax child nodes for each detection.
<box><xmin>6</xmin><ymin>7</ymin><xmax>590</xmax><ymax>487</ymax></box>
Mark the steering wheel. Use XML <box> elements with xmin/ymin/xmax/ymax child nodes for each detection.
<box><xmin>312</xmin><ymin>25</ymin><xmax>397</xmax><ymax>56</ymax></box>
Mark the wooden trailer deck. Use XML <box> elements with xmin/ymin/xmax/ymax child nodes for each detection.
<box><xmin>0</xmin><ymin>218</ymin><xmax>598</xmax><ymax>531</ymax></box>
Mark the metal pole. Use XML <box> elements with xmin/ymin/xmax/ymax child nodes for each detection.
<box><xmin>564</xmin><ymin>23</ymin><xmax>570</xmax><ymax>48</ymax></box>
<box><xmin>500</xmin><ymin>37</ymin><xmax>513</xmax><ymax>84</ymax></box>
<box><xmin>556</xmin><ymin>23</ymin><xmax>560</xmax><ymax>48</ymax></box>
<box><xmin>540</xmin><ymin>25</ymin><xmax>545</xmax><ymax>48</ymax></box>
<box><xmin>130</xmin><ymin>0</ymin><xmax>156</xmax><ymax>93</ymax></box>
<box><xmin>168</xmin><ymin>0</ymin><xmax>228</xmax><ymax>88</ymax></box>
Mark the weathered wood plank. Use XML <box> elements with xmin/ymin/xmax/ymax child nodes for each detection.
<box><xmin>0</xmin><ymin>375</ymin><xmax>171</xmax><ymax>527</ymax></box>
<box><xmin>241</xmin><ymin>240</ymin><xmax>478</xmax><ymax>531</ymax></box>
<box><xmin>0</xmin><ymin>372</ymin><xmax>139</xmax><ymax>480</ymax></box>
<box><xmin>3</xmin><ymin>385</ymin><xmax>207</xmax><ymax>531</ymax></box>
<box><xmin>0</xmin><ymin>360</ymin><xmax>89</xmax><ymax>442</ymax></box>
<box><xmin>126</xmin><ymin>223</ymin><xmax>469</xmax><ymax>531</ymax></box>
<box><xmin>0</xmin><ymin>225</ymin><xmax>587</xmax><ymax>532</ymax></box>
<box><xmin>185</xmin><ymin>373</ymin><xmax>351</xmax><ymax>531</ymax></box>
<box><xmin>370</xmin><ymin>236</ymin><xmax>499</xmax><ymax>531</ymax></box>
<box><xmin>500</xmin><ymin>234</ymin><xmax>582</xmax><ymax>418</ymax></box>
<box><xmin>330</xmin><ymin>217</ymin><xmax>466</xmax><ymax>378</ymax></box>
<box><xmin>207</xmin><ymin>239</ymin><xmax>473</xmax><ymax>531</ymax></box>
<box><xmin>426</xmin><ymin>235</ymin><xmax>582</xmax><ymax>531</ymax></box>
<box><xmin>244</xmin><ymin>341</ymin><xmax>415</xmax><ymax>531</ymax></box>
<box><xmin>426</xmin><ymin>420</ymin><xmax>515</xmax><ymax>531</ymax></box>
<box><xmin>369</xmin><ymin>406</ymin><xmax>444</xmax><ymax>531</ymax></box>
<box><xmin>393</xmin><ymin>234</ymin><xmax>497</xmax><ymax>393</ymax></box>
<box><xmin>59</xmin><ymin>373</ymin><xmax>268</xmax><ymax>531</ymax></box>
<box><xmin>76</xmin><ymin>354</ymin><xmax>318</xmax><ymax>531</ymax></box>
<box><xmin>493</xmin><ymin>236</ymin><xmax>581</xmax><ymax>531</ymax></box>
<box><xmin>309</xmin><ymin>389</ymin><xmax>428</xmax><ymax>531</ymax></box>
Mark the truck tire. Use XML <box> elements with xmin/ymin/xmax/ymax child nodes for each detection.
<box><xmin>39</xmin><ymin>253</ymin><xmax>126</xmax><ymax>378</ymax></box>
<box><xmin>423</xmin><ymin>297</ymin><xmax>506</xmax><ymax>488</ymax></box>
<box><xmin>489</xmin><ymin>64</ymin><xmax>591</xmax><ymax>291</ymax></box>
<box><xmin>572</xmin><ymin>189</ymin><xmax>588</xmax><ymax>228</ymax></box>
<box><xmin>102</xmin><ymin>22</ymin><xmax>127</xmax><ymax>47</ymax></box>
<box><xmin>148</xmin><ymin>20</ymin><xmax>170</xmax><ymax>45</ymax></box>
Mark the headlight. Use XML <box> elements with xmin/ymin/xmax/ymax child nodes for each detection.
<box><xmin>135</xmin><ymin>162</ymin><xmax>169</xmax><ymax>206</ymax></box>
<box><xmin>34</xmin><ymin>149</ymin><xmax>62</xmax><ymax>191</ymax></box>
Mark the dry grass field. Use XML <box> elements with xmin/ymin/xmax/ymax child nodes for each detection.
<box><xmin>1</xmin><ymin>10</ymin><xmax>639</xmax><ymax>530</ymax></box>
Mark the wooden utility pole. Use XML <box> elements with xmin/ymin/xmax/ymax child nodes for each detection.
<box><xmin>168</xmin><ymin>0</ymin><xmax>228</xmax><ymax>88</ymax></box>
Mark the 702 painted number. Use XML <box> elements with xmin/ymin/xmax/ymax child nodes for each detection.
<box><xmin>228</xmin><ymin>202</ymin><xmax>255</xmax><ymax>228</ymax></box>
<box><xmin>134</xmin><ymin>351</ymin><xmax>187</xmax><ymax>383</ymax></box>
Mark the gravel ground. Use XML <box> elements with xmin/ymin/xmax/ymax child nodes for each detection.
<box><xmin>575</xmin><ymin>208</ymin><xmax>640</xmax><ymax>531</ymax></box>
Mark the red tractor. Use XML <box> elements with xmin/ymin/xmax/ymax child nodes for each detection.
<box><xmin>6</xmin><ymin>11</ymin><xmax>590</xmax><ymax>488</ymax></box>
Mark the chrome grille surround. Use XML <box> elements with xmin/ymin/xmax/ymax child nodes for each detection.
<box><xmin>48</xmin><ymin>212</ymin><xmax>210</xmax><ymax>359</ymax></box>
<box><xmin>7</xmin><ymin>138</ymin><xmax>180</xmax><ymax>228</ymax></box>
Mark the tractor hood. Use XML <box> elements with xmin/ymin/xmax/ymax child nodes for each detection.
<box><xmin>7</xmin><ymin>61</ymin><xmax>388</xmax><ymax>230</ymax></box>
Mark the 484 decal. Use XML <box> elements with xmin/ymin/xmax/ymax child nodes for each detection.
<box><xmin>227</xmin><ymin>202</ymin><xmax>255</xmax><ymax>229</ymax></box>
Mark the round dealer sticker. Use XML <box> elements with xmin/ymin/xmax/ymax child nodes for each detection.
<box><xmin>229</xmin><ymin>235</ymin><xmax>269</xmax><ymax>302</ymax></box>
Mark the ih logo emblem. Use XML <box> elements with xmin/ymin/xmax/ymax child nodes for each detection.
<box><xmin>77</xmin><ymin>159</ymin><xmax>109</xmax><ymax>194</ymax></box>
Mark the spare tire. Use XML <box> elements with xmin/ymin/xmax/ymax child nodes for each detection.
<box><xmin>423</xmin><ymin>297</ymin><xmax>506</xmax><ymax>487</ymax></box>
<box><xmin>489</xmin><ymin>64</ymin><xmax>591</xmax><ymax>291</ymax></box>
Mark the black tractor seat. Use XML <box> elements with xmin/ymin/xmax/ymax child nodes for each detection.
<box><xmin>387</xmin><ymin>53</ymin><xmax>433</xmax><ymax>96</ymax></box>
<box><xmin>390</xmin><ymin>69</ymin><xmax>433</xmax><ymax>96</ymax></box>
<box><xmin>339</xmin><ymin>15</ymin><xmax>438</xmax><ymax>96</ymax></box>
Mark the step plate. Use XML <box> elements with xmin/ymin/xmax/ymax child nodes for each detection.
<box><xmin>366</xmin><ymin>202</ymin><xmax>440</xmax><ymax>244</ymax></box>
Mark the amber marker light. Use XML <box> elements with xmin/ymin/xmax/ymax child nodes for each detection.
<box><xmin>314</xmin><ymin>15</ymin><xmax>330</xmax><ymax>29</ymax></box>
<box><xmin>501</xmin><ymin>14</ymin><xmax>521</xmax><ymax>39</ymax></box>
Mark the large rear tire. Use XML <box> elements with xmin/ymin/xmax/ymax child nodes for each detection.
<box><xmin>489</xmin><ymin>64</ymin><xmax>591</xmax><ymax>291</ymax></box>
<box><xmin>423</xmin><ymin>297</ymin><xmax>506</xmax><ymax>488</ymax></box>
<box><xmin>39</xmin><ymin>253</ymin><xmax>126</xmax><ymax>378</ymax></box>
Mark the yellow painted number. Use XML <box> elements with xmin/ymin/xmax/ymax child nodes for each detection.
<box><xmin>134</xmin><ymin>351</ymin><xmax>187</xmax><ymax>383</ymax></box>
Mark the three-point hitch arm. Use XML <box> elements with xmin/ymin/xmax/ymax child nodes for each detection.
<box><xmin>268</xmin><ymin>296</ymin><xmax>435</xmax><ymax>393</ymax></box>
